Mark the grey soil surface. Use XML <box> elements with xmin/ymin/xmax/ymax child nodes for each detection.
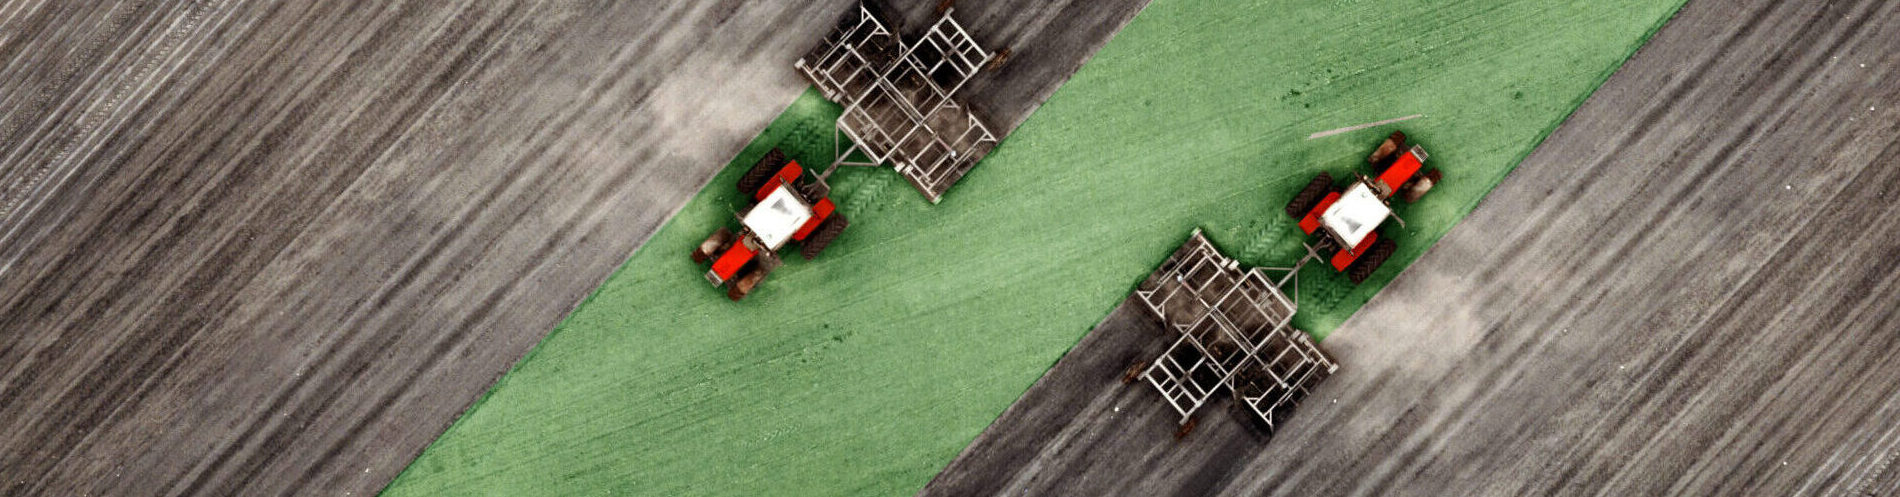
<box><xmin>919</xmin><ymin>0</ymin><xmax>1900</xmax><ymax>495</ymax></box>
<box><xmin>0</xmin><ymin>0</ymin><xmax>1145</xmax><ymax>496</ymax></box>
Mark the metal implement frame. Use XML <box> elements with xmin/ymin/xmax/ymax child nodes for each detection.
<box><xmin>1133</xmin><ymin>230</ymin><xmax>1338</xmax><ymax>433</ymax></box>
<box><xmin>795</xmin><ymin>4</ymin><xmax>999</xmax><ymax>203</ymax></box>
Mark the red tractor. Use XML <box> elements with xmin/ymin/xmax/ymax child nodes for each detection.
<box><xmin>1284</xmin><ymin>131</ymin><xmax>1441</xmax><ymax>284</ymax></box>
<box><xmin>692</xmin><ymin>149</ymin><xmax>849</xmax><ymax>300</ymax></box>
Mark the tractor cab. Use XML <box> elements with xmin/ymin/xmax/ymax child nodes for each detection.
<box><xmin>1317</xmin><ymin>180</ymin><xmax>1390</xmax><ymax>250</ymax></box>
<box><xmin>743</xmin><ymin>185</ymin><xmax>815</xmax><ymax>251</ymax></box>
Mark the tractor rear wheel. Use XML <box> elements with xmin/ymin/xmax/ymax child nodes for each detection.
<box><xmin>1285</xmin><ymin>172</ymin><xmax>1333</xmax><ymax>218</ymax></box>
<box><xmin>800</xmin><ymin>213</ymin><xmax>849</xmax><ymax>260</ymax></box>
<box><xmin>738</xmin><ymin>149</ymin><xmax>789</xmax><ymax>195</ymax></box>
<box><xmin>1368</xmin><ymin>130</ymin><xmax>1407</xmax><ymax>165</ymax></box>
<box><xmin>693</xmin><ymin>227</ymin><xmax>735</xmax><ymax>263</ymax></box>
<box><xmin>1346</xmin><ymin>237</ymin><xmax>1398</xmax><ymax>284</ymax></box>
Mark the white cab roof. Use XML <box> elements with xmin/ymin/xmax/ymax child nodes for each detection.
<box><xmin>1320</xmin><ymin>181</ymin><xmax>1390</xmax><ymax>248</ymax></box>
<box><xmin>743</xmin><ymin>186</ymin><xmax>814</xmax><ymax>250</ymax></box>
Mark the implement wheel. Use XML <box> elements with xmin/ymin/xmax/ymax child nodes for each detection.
<box><xmin>1175</xmin><ymin>416</ymin><xmax>1198</xmax><ymax>440</ymax></box>
<box><xmin>738</xmin><ymin>149</ymin><xmax>789</xmax><ymax>195</ymax></box>
<box><xmin>800</xmin><ymin>213</ymin><xmax>849</xmax><ymax>260</ymax></box>
<box><xmin>1346</xmin><ymin>237</ymin><xmax>1398</xmax><ymax>284</ymax></box>
<box><xmin>987</xmin><ymin>47</ymin><xmax>1012</xmax><ymax>72</ymax></box>
<box><xmin>1285</xmin><ymin>172</ymin><xmax>1333</xmax><ymax>218</ymax></box>
<box><xmin>1122</xmin><ymin>360</ymin><xmax>1149</xmax><ymax>385</ymax></box>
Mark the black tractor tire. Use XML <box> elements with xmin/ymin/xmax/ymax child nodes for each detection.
<box><xmin>801</xmin><ymin>213</ymin><xmax>849</xmax><ymax>260</ymax></box>
<box><xmin>739</xmin><ymin>149</ymin><xmax>789</xmax><ymax>195</ymax></box>
<box><xmin>1368</xmin><ymin>130</ymin><xmax>1407</xmax><ymax>165</ymax></box>
<box><xmin>1285</xmin><ymin>172</ymin><xmax>1333</xmax><ymax>218</ymax></box>
<box><xmin>1346</xmin><ymin>237</ymin><xmax>1398</xmax><ymax>284</ymax></box>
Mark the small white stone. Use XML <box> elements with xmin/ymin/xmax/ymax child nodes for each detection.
<box><xmin>1785</xmin><ymin>185</ymin><xmax>1792</xmax><ymax>190</ymax></box>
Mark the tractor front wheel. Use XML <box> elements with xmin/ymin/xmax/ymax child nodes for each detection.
<box><xmin>727</xmin><ymin>268</ymin><xmax>767</xmax><ymax>301</ymax></box>
<box><xmin>1285</xmin><ymin>172</ymin><xmax>1333</xmax><ymax>218</ymax></box>
<box><xmin>1368</xmin><ymin>130</ymin><xmax>1408</xmax><ymax>165</ymax></box>
<box><xmin>693</xmin><ymin>227</ymin><xmax>735</xmax><ymax>264</ymax></box>
<box><xmin>1346</xmin><ymin>237</ymin><xmax>1398</xmax><ymax>284</ymax></box>
<box><xmin>1401</xmin><ymin>168</ymin><xmax>1441</xmax><ymax>203</ymax></box>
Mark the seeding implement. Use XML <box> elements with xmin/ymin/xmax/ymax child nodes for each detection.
<box><xmin>1124</xmin><ymin>231</ymin><xmax>1337</xmax><ymax>438</ymax></box>
<box><xmin>795</xmin><ymin>2</ymin><xmax>1002</xmax><ymax>203</ymax></box>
